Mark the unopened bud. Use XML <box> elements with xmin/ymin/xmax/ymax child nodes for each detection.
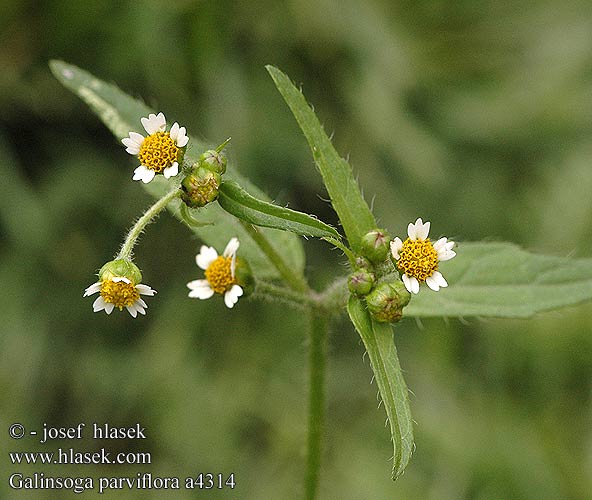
<box><xmin>181</xmin><ymin>166</ymin><xmax>221</xmax><ymax>208</ymax></box>
<box><xmin>354</xmin><ymin>256</ymin><xmax>372</xmax><ymax>270</ymax></box>
<box><xmin>365</xmin><ymin>279</ymin><xmax>410</xmax><ymax>323</ymax></box>
<box><xmin>348</xmin><ymin>268</ymin><xmax>375</xmax><ymax>296</ymax></box>
<box><xmin>98</xmin><ymin>259</ymin><xmax>142</xmax><ymax>284</ymax></box>
<box><xmin>199</xmin><ymin>149</ymin><xmax>227</xmax><ymax>175</ymax></box>
<box><xmin>360</xmin><ymin>229</ymin><xmax>391</xmax><ymax>263</ymax></box>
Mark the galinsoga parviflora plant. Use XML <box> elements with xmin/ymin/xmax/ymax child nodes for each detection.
<box><xmin>51</xmin><ymin>60</ymin><xmax>592</xmax><ymax>499</ymax></box>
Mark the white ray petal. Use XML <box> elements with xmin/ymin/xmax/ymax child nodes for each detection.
<box><xmin>390</xmin><ymin>237</ymin><xmax>403</xmax><ymax>259</ymax></box>
<box><xmin>432</xmin><ymin>271</ymin><xmax>448</xmax><ymax>288</ymax></box>
<box><xmin>132</xmin><ymin>165</ymin><xmax>155</xmax><ymax>183</ymax></box>
<box><xmin>196</xmin><ymin>246</ymin><xmax>218</xmax><ymax>269</ymax></box>
<box><xmin>163</xmin><ymin>162</ymin><xmax>179</xmax><ymax>179</ymax></box>
<box><xmin>136</xmin><ymin>167</ymin><xmax>155</xmax><ymax>183</ymax></box>
<box><xmin>187</xmin><ymin>280</ymin><xmax>215</xmax><ymax>299</ymax></box>
<box><xmin>122</xmin><ymin>136</ymin><xmax>141</xmax><ymax>155</ymax></box>
<box><xmin>136</xmin><ymin>284</ymin><xmax>156</xmax><ymax>296</ymax></box>
<box><xmin>169</xmin><ymin>122</ymin><xmax>179</xmax><ymax>140</ymax></box>
<box><xmin>111</xmin><ymin>276</ymin><xmax>131</xmax><ymax>283</ymax></box>
<box><xmin>417</xmin><ymin>220</ymin><xmax>430</xmax><ymax>240</ymax></box>
<box><xmin>176</xmin><ymin>126</ymin><xmax>188</xmax><ymax>147</ymax></box>
<box><xmin>224</xmin><ymin>285</ymin><xmax>243</xmax><ymax>308</ymax></box>
<box><xmin>83</xmin><ymin>282</ymin><xmax>101</xmax><ymax>296</ymax></box>
<box><xmin>407</xmin><ymin>221</ymin><xmax>418</xmax><ymax>240</ymax></box>
<box><xmin>126</xmin><ymin>304</ymin><xmax>139</xmax><ymax>318</ymax></box>
<box><xmin>92</xmin><ymin>296</ymin><xmax>107</xmax><ymax>312</ymax></box>
<box><xmin>122</xmin><ymin>132</ymin><xmax>144</xmax><ymax>153</ymax></box>
<box><xmin>128</xmin><ymin>131</ymin><xmax>145</xmax><ymax>145</ymax></box>
<box><xmin>141</xmin><ymin>112</ymin><xmax>166</xmax><ymax>134</ymax></box>
<box><xmin>124</xmin><ymin>145</ymin><xmax>140</xmax><ymax>155</ymax></box>
<box><xmin>426</xmin><ymin>275</ymin><xmax>440</xmax><ymax>291</ymax></box>
<box><xmin>223</xmin><ymin>237</ymin><xmax>240</xmax><ymax>257</ymax></box>
<box><xmin>438</xmin><ymin>249</ymin><xmax>456</xmax><ymax>261</ymax></box>
<box><xmin>433</xmin><ymin>237</ymin><xmax>447</xmax><ymax>251</ymax></box>
<box><xmin>402</xmin><ymin>274</ymin><xmax>420</xmax><ymax>294</ymax></box>
<box><xmin>402</xmin><ymin>274</ymin><xmax>412</xmax><ymax>294</ymax></box>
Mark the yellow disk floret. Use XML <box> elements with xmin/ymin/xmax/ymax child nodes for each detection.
<box><xmin>138</xmin><ymin>132</ymin><xmax>179</xmax><ymax>173</ymax></box>
<box><xmin>396</xmin><ymin>238</ymin><xmax>438</xmax><ymax>283</ymax></box>
<box><xmin>204</xmin><ymin>256</ymin><xmax>236</xmax><ymax>294</ymax></box>
<box><xmin>100</xmin><ymin>279</ymin><xmax>140</xmax><ymax>310</ymax></box>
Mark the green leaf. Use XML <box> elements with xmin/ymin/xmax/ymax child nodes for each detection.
<box><xmin>50</xmin><ymin>60</ymin><xmax>305</xmax><ymax>280</ymax></box>
<box><xmin>266</xmin><ymin>65</ymin><xmax>377</xmax><ymax>253</ymax></box>
<box><xmin>405</xmin><ymin>242</ymin><xmax>592</xmax><ymax>318</ymax></box>
<box><xmin>347</xmin><ymin>296</ymin><xmax>414</xmax><ymax>480</ymax></box>
<box><xmin>218</xmin><ymin>180</ymin><xmax>340</xmax><ymax>239</ymax></box>
<box><xmin>49</xmin><ymin>60</ymin><xmax>155</xmax><ymax>142</ymax></box>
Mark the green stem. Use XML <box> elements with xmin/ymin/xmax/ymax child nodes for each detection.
<box><xmin>254</xmin><ymin>280</ymin><xmax>317</xmax><ymax>308</ymax></box>
<box><xmin>305</xmin><ymin>307</ymin><xmax>328</xmax><ymax>500</ymax></box>
<box><xmin>318</xmin><ymin>276</ymin><xmax>349</xmax><ymax>312</ymax></box>
<box><xmin>117</xmin><ymin>188</ymin><xmax>181</xmax><ymax>260</ymax></box>
<box><xmin>240</xmin><ymin>220</ymin><xmax>309</xmax><ymax>293</ymax></box>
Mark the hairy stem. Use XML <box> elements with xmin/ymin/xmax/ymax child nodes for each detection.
<box><xmin>240</xmin><ymin>220</ymin><xmax>310</xmax><ymax>293</ymax></box>
<box><xmin>305</xmin><ymin>308</ymin><xmax>328</xmax><ymax>500</ymax></box>
<box><xmin>254</xmin><ymin>280</ymin><xmax>317</xmax><ymax>308</ymax></box>
<box><xmin>117</xmin><ymin>187</ymin><xmax>181</xmax><ymax>260</ymax></box>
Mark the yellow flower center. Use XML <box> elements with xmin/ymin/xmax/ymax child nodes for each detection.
<box><xmin>205</xmin><ymin>256</ymin><xmax>236</xmax><ymax>294</ymax></box>
<box><xmin>138</xmin><ymin>132</ymin><xmax>179</xmax><ymax>173</ymax></box>
<box><xmin>100</xmin><ymin>279</ymin><xmax>140</xmax><ymax>310</ymax></box>
<box><xmin>396</xmin><ymin>238</ymin><xmax>438</xmax><ymax>282</ymax></box>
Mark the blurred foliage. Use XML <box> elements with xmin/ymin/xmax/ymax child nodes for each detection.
<box><xmin>1</xmin><ymin>0</ymin><xmax>592</xmax><ymax>498</ymax></box>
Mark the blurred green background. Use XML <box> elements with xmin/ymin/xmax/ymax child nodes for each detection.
<box><xmin>2</xmin><ymin>0</ymin><xmax>592</xmax><ymax>498</ymax></box>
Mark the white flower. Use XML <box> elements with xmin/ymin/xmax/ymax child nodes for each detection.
<box><xmin>121</xmin><ymin>112</ymin><xmax>189</xmax><ymax>183</ymax></box>
<box><xmin>187</xmin><ymin>237</ymin><xmax>243</xmax><ymax>308</ymax></box>
<box><xmin>390</xmin><ymin>218</ymin><xmax>456</xmax><ymax>294</ymax></box>
<box><xmin>83</xmin><ymin>276</ymin><xmax>156</xmax><ymax>317</ymax></box>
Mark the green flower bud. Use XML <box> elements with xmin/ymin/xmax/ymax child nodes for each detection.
<box><xmin>181</xmin><ymin>165</ymin><xmax>221</xmax><ymax>208</ymax></box>
<box><xmin>234</xmin><ymin>257</ymin><xmax>255</xmax><ymax>297</ymax></box>
<box><xmin>360</xmin><ymin>229</ymin><xmax>391</xmax><ymax>263</ymax></box>
<box><xmin>348</xmin><ymin>268</ymin><xmax>375</xmax><ymax>296</ymax></box>
<box><xmin>365</xmin><ymin>279</ymin><xmax>410</xmax><ymax>323</ymax></box>
<box><xmin>98</xmin><ymin>259</ymin><xmax>142</xmax><ymax>284</ymax></box>
<box><xmin>199</xmin><ymin>149</ymin><xmax>227</xmax><ymax>175</ymax></box>
<box><xmin>354</xmin><ymin>256</ymin><xmax>373</xmax><ymax>270</ymax></box>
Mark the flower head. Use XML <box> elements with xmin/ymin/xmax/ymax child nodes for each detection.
<box><xmin>360</xmin><ymin>229</ymin><xmax>391</xmax><ymax>263</ymax></box>
<box><xmin>180</xmin><ymin>165</ymin><xmax>221</xmax><ymax>208</ymax></box>
<box><xmin>83</xmin><ymin>259</ymin><xmax>156</xmax><ymax>317</ymax></box>
<box><xmin>122</xmin><ymin>112</ymin><xmax>189</xmax><ymax>183</ymax></box>
<box><xmin>390</xmin><ymin>218</ymin><xmax>456</xmax><ymax>294</ymax></box>
<box><xmin>187</xmin><ymin>237</ymin><xmax>244</xmax><ymax>308</ymax></box>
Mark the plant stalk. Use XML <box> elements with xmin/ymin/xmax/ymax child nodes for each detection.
<box><xmin>117</xmin><ymin>187</ymin><xmax>181</xmax><ymax>260</ymax></box>
<box><xmin>305</xmin><ymin>307</ymin><xmax>328</xmax><ymax>500</ymax></box>
<box><xmin>240</xmin><ymin>220</ymin><xmax>309</xmax><ymax>293</ymax></box>
<box><xmin>254</xmin><ymin>280</ymin><xmax>317</xmax><ymax>308</ymax></box>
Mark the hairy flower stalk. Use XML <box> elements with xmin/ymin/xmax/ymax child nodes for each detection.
<box><xmin>83</xmin><ymin>188</ymin><xmax>181</xmax><ymax>317</ymax></box>
<box><xmin>117</xmin><ymin>188</ymin><xmax>181</xmax><ymax>261</ymax></box>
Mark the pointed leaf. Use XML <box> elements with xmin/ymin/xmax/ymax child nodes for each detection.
<box><xmin>218</xmin><ymin>181</ymin><xmax>340</xmax><ymax>239</ymax></box>
<box><xmin>405</xmin><ymin>242</ymin><xmax>592</xmax><ymax>317</ymax></box>
<box><xmin>50</xmin><ymin>60</ymin><xmax>305</xmax><ymax>280</ymax></box>
<box><xmin>266</xmin><ymin>65</ymin><xmax>376</xmax><ymax>252</ymax></box>
<box><xmin>347</xmin><ymin>296</ymin><xmax>414</xmax><ymax>480</ymax></box>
